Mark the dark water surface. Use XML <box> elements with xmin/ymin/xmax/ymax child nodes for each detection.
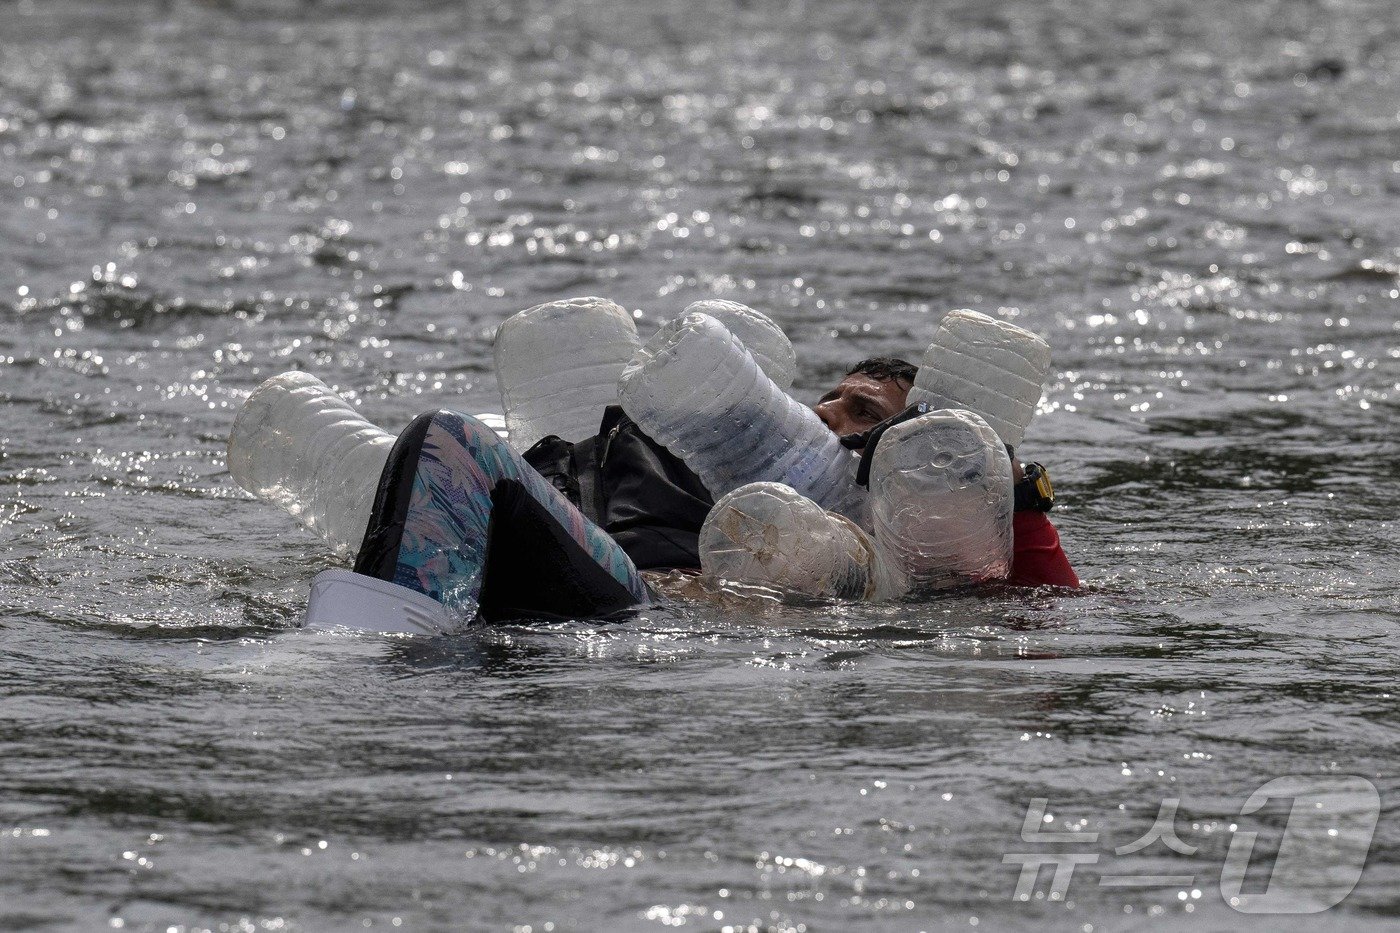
<box><xmin>2</xmin><ymin>0</ymin><xmax>1399</xmax><ymax>929</ymax></box>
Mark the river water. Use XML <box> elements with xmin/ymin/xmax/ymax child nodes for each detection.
<box><xmin>2</xmin><ymin>0</ymin><xmax>1398</xmax><ymax>929</ymax></box>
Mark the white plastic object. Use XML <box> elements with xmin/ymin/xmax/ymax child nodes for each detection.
<box><xmin>866</xmin><ymin>409</ymin><xmax>1014</xmax><ymax>597</ymax></box>
<box><xmin>228</xmin><ymin>371</ymin><xmax>394</xmax><ymax>556</ymax></box>
<box><xmin>304</xmin><ymin>569</ymin><xmax>455</xmax><ymax>635</ymax></box>
<box><xmin>682</xmin><ymin>299</ymin><xmax>797</xmax><ymax>389</ymax></box>
<box><xmin>473</xmin><ymin>411</ymin><xmax>510</xmax><ymax>441</ymax></box>
<box><xmin>494</xmin><ymin>296</ymin><xmax>641</xmax><ymax>451</ymax></box>
<box><xmin>906</xmin><ymin>309</ymin><xmax>1052</xmax><ymax>448</ymax></box>
<box><xmin>699</xmin><ymin>482</ymin><xmax>874</xmax><ymax>599</ymax></box>
<box><xmin>618</xmin><ymin>311</ymin><xmax>864</xmax><ymax>519</ymax></box>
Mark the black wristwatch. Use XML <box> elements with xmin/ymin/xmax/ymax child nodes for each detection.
<box><xmin>1014</xmin><ymin>462</ymin><xmax>1055</xmax><ymax>512</ymax></box>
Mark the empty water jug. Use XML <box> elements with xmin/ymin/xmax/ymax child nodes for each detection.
<box><xmin>227</xmin><ymin>371</ymin><xmax>394</xmax><ymax>556</ymax></box>
<box><xmin>906</xmin><ymin>309</ymin><xmax>1051</xmax><ymax>448</ymax></box>
<box><xmin>699</xmin><ymin>482</ymin><xmax>873</xmax><ymax>599</ymax></box>
<box><xmin>494</xmin><ymin>296</ymin><xmax>641</xmax><ymax>451</ymax></box>
<box><xmin>866</xmin><ymin>408</ymin><xmax>1014</xmax><ymax>597</ymax></box>
<box><xmin>618</xmin><ymin>311</ymin><xmax>864</xmax><ymax>519</ymax></box>
<box><xmin>681</xmin><ymin>299</ymin><xmax>797</xmax><ymax>389</ymax></box>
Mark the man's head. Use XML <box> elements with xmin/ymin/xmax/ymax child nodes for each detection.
<box><xmin>814</xmin><ymin>357</ymin><xmax>918</xmax><ymax>440</ymax></box>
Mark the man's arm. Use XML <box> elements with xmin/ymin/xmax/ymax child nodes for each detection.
<box><xmin>1009</xmin><ymin>511</ymin><xmax>1080</xmax><ymax>588</ymax></box>
<box><xmin>1007</xmin><ymin>458</ymin><xmax>1080</xmax><ymax>588</ymax></box>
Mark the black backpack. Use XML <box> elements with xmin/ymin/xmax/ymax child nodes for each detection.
<box><xmin>522</xmin><ymin>406</ymin><xmax>714</xmax><ymax>571</ymax></box>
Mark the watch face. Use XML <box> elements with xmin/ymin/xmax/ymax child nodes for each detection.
<box><xmin>1013</xmin><ymin>464</ymin><xmax>1055</xmax><ymax>512</ymax></box>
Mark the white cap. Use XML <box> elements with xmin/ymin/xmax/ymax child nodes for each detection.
<box><xmin>304</xmin><ymin>569</ymin><xmax>457</xmax><ymax>635</ymax></box>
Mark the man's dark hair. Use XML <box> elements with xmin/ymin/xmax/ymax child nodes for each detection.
<box><xmin>846</xmin><ymin>356</ymin><xmax>918</xmax><ymax>386</ymax></box>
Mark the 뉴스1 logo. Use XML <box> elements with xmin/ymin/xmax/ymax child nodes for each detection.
<box><xmin>1003</xmin><ymin>775</ymin><xmax>1379</xmax><ymax>914</ymax></box>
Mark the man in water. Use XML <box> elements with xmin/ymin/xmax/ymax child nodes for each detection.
<box><xmin>810</xmin><ymin>358</ymin><xmax>1077</xmax><ymax>589</ymax></box>
<box><xmin>331</xmin><ymin>356</ymin><xmax>1077</xmax><ymax>629</ymax></box>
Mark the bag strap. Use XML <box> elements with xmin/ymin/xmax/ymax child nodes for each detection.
<box><xmin>571</xmin><ymin>434</ymin><xmax>606</xmax><ymax>525</ymax></box>
<box><xmin>852</xmin><ymin>402</ymin><xmax>934</xmax><ymax>487</ymax></box>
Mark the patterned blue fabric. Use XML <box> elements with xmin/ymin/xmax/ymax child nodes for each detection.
<box><xmin>392</xmin><ymin>411</ymin><xmax>648</xmax><ymax>619</ymax></box>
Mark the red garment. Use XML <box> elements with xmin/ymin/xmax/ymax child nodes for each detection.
<box><xmin>1008</xmin><ymin>511</ymin><xmax>1080</xmax><ymax>588</ymax></box>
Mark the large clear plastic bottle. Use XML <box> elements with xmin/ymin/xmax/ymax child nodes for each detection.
<box><xmin>866</xmin><ymin>409</ymin><xmax>1014</xmax><ymax>597</ymax></box>
<box><xmin>906</xmin><ymin>309</ymin><xmax>1051</xmax><ymax>448</ymax></box>
<box><xmin>698</xmin><ymin>482</ymin><xmax>873</xmax><ymax>599</ymax></box>
<box><xmin>618</xmin><ymin>311</ymin><xmax>864</xmax><ymax>519</ymax></box>
<box><xmin>227</xmin><ymin>371</ymin><xmax>394</xmax><ymax>557</ymax></box>
<box><xmin>682</xmin><ymin>299</ymin><xmax>797</xmax><ymax>389</ymax></box>
<box><xmin>494</xmin><ymin>296</ymin><xmax>641</xmax><ymax>451</ymax></box>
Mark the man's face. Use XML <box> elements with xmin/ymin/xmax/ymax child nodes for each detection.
<box><xmin>813</xmin><ymin>373</ymin><xmax>910</xmax><ymax>440</ymax></box>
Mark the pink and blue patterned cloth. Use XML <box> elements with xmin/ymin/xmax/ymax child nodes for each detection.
<box><xmin>391</xmin><ymin>411</ymin><xmax>649</xmax><ymax>618</ymax></box>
